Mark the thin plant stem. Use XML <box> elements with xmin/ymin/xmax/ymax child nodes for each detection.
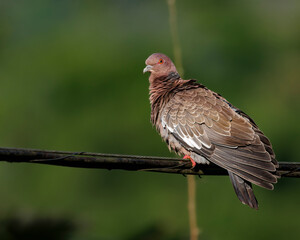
<box><xmin>167</xmin><ymin>0</ymin><xmax>200</xmax><ymax>239</ymax></box>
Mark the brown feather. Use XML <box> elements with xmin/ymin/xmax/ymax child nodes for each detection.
<box><xmin>145</xmin><ymin>53</ymin><xmax>279</xmax><ymax>209</ymax></box>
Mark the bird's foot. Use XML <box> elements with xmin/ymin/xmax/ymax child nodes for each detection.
<box><xmin>183</xmin><ymin>155</ymin><xmax>196</xmax><ymax>168</ymax></box>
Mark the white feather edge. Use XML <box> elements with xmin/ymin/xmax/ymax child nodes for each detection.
<box><xmin>162</xmin><ymin>118</ymin><xmax>211</xmax><ymax>150</ymax></box>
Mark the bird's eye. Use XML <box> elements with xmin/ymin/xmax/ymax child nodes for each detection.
<box><xmin>158</xmin><ymin>59</ymin><xmax>164</xmax><ymax>64</ymax></box>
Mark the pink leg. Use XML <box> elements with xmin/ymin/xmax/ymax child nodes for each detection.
<box><xmin>183</xmin><ymin>155</ymin><xmax>196</xmax><ymax>168</ymax></box>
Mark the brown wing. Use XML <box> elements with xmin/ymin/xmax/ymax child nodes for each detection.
<box><xmin>161</xmin><ymin>86</ymin><xmax>278</xmax><ymax>190</ymax></box>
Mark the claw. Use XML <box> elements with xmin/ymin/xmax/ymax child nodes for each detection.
<box><xmin>183</xmin><ymin>155</ymin><xmax>196</xmax><ymax>168</ymax></box>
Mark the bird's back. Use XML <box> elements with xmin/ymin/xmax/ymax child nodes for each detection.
<box><xmin>158</xmin><ymin>81</ymin><xmax>279</xmax><ymax>190</ymax></box>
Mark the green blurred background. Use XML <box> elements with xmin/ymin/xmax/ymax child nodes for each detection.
<box><xmin>0</xmin><ymin>0</ymin><xmax>299</xmax><ymax>239</ymax></box>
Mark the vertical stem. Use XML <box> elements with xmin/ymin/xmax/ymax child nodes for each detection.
<box><xmin>167</xmin><ymin>0</ymin><xmax>184</xmax><ymax>76</ymax></box>
<box><xmin>167</xmin><ymin>1</ymin><xmax>200</xmax><ymax>239</ymax></box>
<box><xmin>187</xmin><ymin>175</ymin><xmax>200</xmax><ymax>240</ymax></box>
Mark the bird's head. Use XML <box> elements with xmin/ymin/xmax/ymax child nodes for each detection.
<box><xmin>143</xmin><ymin>53</ymin><xmax>177</xmax><ymax>79</ymax></box>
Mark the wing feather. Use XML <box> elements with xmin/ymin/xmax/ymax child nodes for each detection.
<box><xmin>161</xmin><ymin>87</ymin><xmax>278</xmax><ymax>190</ymax></box>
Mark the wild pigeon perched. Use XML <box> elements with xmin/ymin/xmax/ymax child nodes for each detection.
<box><xmin>143</xmin><ymin>53</ymin><xmax>279</xmax><ymax>209</ymax></box>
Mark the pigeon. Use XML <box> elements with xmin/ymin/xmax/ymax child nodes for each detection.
<box><xmin>143</xmin><ymin>53</ymin><xmax>279</xmax><ymax>209</ymax></box>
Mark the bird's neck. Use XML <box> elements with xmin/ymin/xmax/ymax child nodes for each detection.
<box><xmin>149</xmin><ymin>72</ymin><xmax>195</xmax><ymax>125</ymax></box>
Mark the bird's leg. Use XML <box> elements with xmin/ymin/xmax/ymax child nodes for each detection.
<box><xmin>183</xmin><ymin>155</ymin><xmax>196</xmax><ymax>168</ymax></box>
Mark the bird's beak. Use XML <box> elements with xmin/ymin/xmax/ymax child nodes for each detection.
<box><xmin>143</xmin><ymin>65</ymin><xmax>153</xmax><ymax>74</ymax></box>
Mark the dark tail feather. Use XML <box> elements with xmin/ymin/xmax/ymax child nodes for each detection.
<box><xmin>228</xmin><ymin>171</ymin><xmax>259</xmax><ymax>210</ymax></box>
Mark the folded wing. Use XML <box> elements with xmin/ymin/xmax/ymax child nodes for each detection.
<box><xmin>161</xmin><ymin>86</ymin><xmax>278</xmax><ymax>190</ymax></box>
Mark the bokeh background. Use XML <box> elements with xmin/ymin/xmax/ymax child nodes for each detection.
<box><xmin>0</xmin><ymin>0</ymin><xmax>299</xmax><ymax>239</ymax></box>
